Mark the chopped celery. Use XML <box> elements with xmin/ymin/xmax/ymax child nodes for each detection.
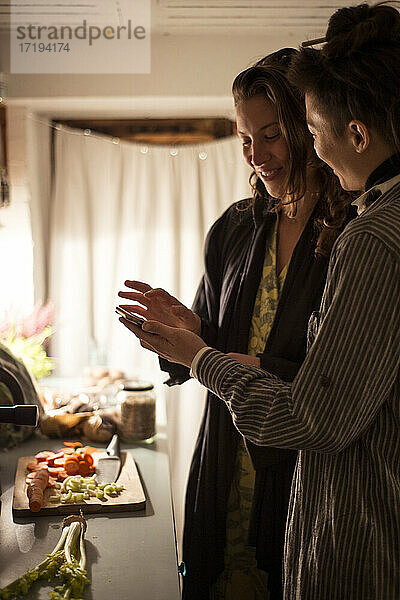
<box><xmin>61</xmin><ymin>490</ymin><xmax>72</xmax><ymax>503</ymax></box>
<box><xmin>71</xmin><ymin>493</ymin><xmax>84</xmax><ymax>503</ymax></box>
<box><xmin>57</xmin><ymin>473</ymin><xmax>123</xmax><ymax>505</ymax></box>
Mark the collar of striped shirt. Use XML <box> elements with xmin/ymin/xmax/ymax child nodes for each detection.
<box><xmin>353</xmin><ymin>172</ymin><xmax>400</xmax><ymax>215</ymax></box>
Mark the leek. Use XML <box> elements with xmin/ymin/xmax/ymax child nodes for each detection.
<box><xmin>0</xmin><ymin>513</ymin><xmax>89</xmax><ymax>600</ymax></box>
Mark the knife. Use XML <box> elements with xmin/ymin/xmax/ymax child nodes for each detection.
<box><xmin>96</xmin><ymin>434</ymin><xmax>121</xmax><ymax>484</ymax></box>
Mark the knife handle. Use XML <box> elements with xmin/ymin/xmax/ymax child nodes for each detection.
<box><xmin>106</xmin><ymin>433</ymin><xmax>120</xmax><ymax>457</ymax></box>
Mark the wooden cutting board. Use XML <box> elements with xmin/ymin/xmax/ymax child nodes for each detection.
<box><xmin>13</xmin><ymin>451</ymin><xmax>146</xmax><ymax>517</ymax></box>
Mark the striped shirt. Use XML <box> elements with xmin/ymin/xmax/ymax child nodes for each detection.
<box><xmin>193</xmin><ymin>179</ymin><xmax>400</xmax><ymax>599</ymax></box>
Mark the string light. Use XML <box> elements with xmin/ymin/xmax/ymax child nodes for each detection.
<box><xmin>24</xmin><ymin>114</ymin><xmax>123</xmax><ymax>146</ymax></box>
<box><xmin>24</xmin><ymin>114</ymin><xmax>223</xmax><ymax>158</ymax></box>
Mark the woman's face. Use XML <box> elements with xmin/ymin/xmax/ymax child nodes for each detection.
<box><xmin>235</xmin><ymin>95</ymin><xmax>290</xmax><ymax>199</ymax></box>
<box><xmin>305</xmin><ymin>93</ymin><xmax>364</xmax><ymax>191</ymax></box>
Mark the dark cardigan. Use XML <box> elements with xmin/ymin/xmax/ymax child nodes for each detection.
<box><xmin>160</xmin><ymin>199</ymin><xmax>353</xmax><ymax>599</ymax></box>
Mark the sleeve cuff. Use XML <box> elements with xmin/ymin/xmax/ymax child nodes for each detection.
<box><xmin>190</xmin><ymin>346</ymin><xmax>213</xmax><ymax>378</ymax></box>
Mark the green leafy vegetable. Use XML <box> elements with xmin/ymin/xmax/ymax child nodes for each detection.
<box><xmin>0</xmin><ymin>514</ymin><xmax>89</xmax><ymax>600</ymax></box>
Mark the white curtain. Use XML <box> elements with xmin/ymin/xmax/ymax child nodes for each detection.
<box><xmin>26</xmin><ymin>115</ymin><xmax>52</xmax><ymax>305</ymax></box>
<box><xmin>49</xmin><ymin>125</ymin><xmax>251</xmax><ymax>552</ymax></box>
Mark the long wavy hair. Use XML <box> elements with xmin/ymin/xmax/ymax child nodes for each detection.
<box><xmin>232</xmin><ymin>48</ymin><xmax>354</xmax><ymax>257</ymax></box>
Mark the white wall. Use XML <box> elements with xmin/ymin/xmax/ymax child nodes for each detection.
<box><xmin>0</xmin><ymin>106</ymin><xmax>35</xmax><ymax>318</ymax></box>
<box><xmin>6</xmin><ymin>32</ymin><xmax>301</xmax><ymax>102</ymax></box>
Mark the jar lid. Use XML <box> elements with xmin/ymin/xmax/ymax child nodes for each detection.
<box><xmin>119</xmin><ymin>380</ymin><xmax>154</xmax><ymax>392</ymax></box>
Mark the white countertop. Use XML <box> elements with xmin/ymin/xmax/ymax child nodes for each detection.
<box><xmin>0</xmin><ymin>431</ymin><xmax>181</xmax><ymax>600</ymax></box>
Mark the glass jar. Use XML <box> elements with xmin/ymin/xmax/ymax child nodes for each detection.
<box><xmin>116</xmin><ymin>381</ymin><xmax>156</xmax><ymax>442</ymax></box>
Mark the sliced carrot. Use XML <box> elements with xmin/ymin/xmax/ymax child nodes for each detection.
<box><xmin>58</xmin><ymin>447</ymin><xmax>75</xmax><ymax>454</ymax></box>
<box><xmin>35</xmin><ymin>451</ymin><xmax>55</xmax><ymax>462</ymax></box>
<box><xmin>26</xmin><ymin>461</ymin><xmax>38</xmax><ymax>471</ymax></box>
<box><xmin>83</xmin><ymin>452</ymin><xmax>94</xmax><ymax>466</ymax></box>
<box><xmin>64</xmin><ymin>459</ymin><xmax>79</xmax><ymax>470</ymax></box>
<box><xmin>46</xmin><ymin>452</ymin><xmax>66</xmax><ymax>467</ymax></box>
<box><xmin>27</xmin><ymin>469</ymin><xmax>49</xmax><ymax>512</ymax></box>
<box><xmin>47</xmin><ymin>466</ymin><xmax>65</xmax><ymax>476</ymax></box>
<box><xmin>82</xmin><ymin>446</ymin><xmax>101</xmax><ymax>454</ymax></box>
<box><xmin>63</xmin><ymin>441</ymin><xmax>83</xmax><ymax>448</ymax></box>
<box><xmin>67</xmin><ymin>453</ymin><xmax>80</xmax><ymax>461</ymax></box>
<box><xmin>78</xmin><ymin>460</ymin><xmax>91</xmax><ymax>476</ymax></box>
<box><xmin>63</xmin><ymin>458</ymin><xmax>77</xmax><ymax>471</ymax></box>
<box><xmin>64</xmin><ymin>460</ymin><xmax>80</xmax><ymax>475</ymax></box>
<box><xmin>57</xmin><ymin>470</ymin><xmax>68</xmax><ymax>481</ymax></box>
<box><xmin>53</xmin><ymin>458</ymin><xmax>66</xmax><ymax>467</ymax></box>
<box><xmin>27</xmin><ymin>461</ymin><xmax>48</xmax><ymax>472</ymax></box>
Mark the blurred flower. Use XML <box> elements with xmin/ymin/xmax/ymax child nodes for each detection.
<box><xmin>0</xmin><ymin>302</ymin><xmax>55</xmax><ymax>380</ymax></box>
<box><xmin>18</xmin><ymin>301</ymin><xmax>56</xmax><ymax>341</ymax></box>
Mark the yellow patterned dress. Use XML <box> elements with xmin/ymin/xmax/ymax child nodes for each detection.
<box><xmin>211</xmin><ymin>220</ymin><xmax>287</xmax><ymax>600</ymax></box>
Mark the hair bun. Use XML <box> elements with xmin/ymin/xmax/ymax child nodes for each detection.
<box><xmin>255</xmin><ymin>48</ymin><xmax>297</xmax><ymax>69</ymax></box>
<box><xmin>323</xmin><ymin>2</ymin><xmax>400</xmax><ymax>59</ymax></box>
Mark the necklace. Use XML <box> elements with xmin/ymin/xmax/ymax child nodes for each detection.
<box><xmin>280</xmin><ymin>189</ymin><xmax>322</xmax><ymax>222</ymax></box>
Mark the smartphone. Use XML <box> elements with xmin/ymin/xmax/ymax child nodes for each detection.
<box><xmin>115</xmin><ymin>306</ymin><xmax>145</xmax><ymax>328</ymax></box>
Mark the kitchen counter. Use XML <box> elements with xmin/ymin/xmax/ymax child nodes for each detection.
<box><xmin>0</xmin><ymin>430</ymin><xmax>181</xmax><ymax>600</ymax></box>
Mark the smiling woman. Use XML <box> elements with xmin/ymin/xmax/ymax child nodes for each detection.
<box><xmin>289</xmin><ymin>2</ymin><xmax>400</xmax><ymax>192</ymax></box>
<box><xmin>117</xmin><ymin>48</ymin><xmax>355</xmax><ymax>600</ymax></box>
<box><xmin>124</xmin><ymin>4</ymin><xmax>400</xmax><ymax>600</ymax></box>
<box><xmin>235</xmin><ymin>96</ymin><xmax>289</xmax><ymax>201</ymax></box>
<box><xmin>304</xmin><ymin>96</ymin><xmax>365</xmax><ymax>191</ymax></box>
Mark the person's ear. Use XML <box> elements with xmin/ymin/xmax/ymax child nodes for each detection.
<box><xmin>348</xmin><ymin>120</ymin><xmax>370</xmax><ymax>153</ymax></box>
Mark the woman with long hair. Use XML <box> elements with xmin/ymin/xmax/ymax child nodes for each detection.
<box><xmin>119</xmin><ymin>49</ymin><xmax>353</xmax><ymax>599</ymax></box>
<box><xmin>123</xmin><ymin>3</ymin><xmax>400</xmax><ymax>599</ymax></box>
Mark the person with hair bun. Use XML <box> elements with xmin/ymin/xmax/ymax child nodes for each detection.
<box><xmin>122</xmin><ymin>3</ymin><xmax>400</xmax><ymax>599</ymax></box>
<box><xmin>118</xmin><ymin>49</ymin><xmax>354</xmax><ymax>600</ymax></box>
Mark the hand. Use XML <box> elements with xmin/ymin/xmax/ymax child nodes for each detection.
<box><xmin>227</xmin><ymin>353</ymin><xmax>260</xmax><ymax>368</ymax></box>
<box><xmin>118</xmin><ymin>280</ymin><xmax>201</xmax><ymax>335</ymax></box>
<box><xmin>119</xmin><ymin>318</ymin><xmax>207</xmax><ymax>367</ymax></box>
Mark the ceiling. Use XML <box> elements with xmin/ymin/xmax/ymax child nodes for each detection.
<box><xmin>155</xmin><ymin>1</ymin><xmax>353</xmax><ymax>35</ymax></box>
<box><xmin>0</xmin><ymin>1</ymin><xmax>363</xmax><ymax>36</ymax></box>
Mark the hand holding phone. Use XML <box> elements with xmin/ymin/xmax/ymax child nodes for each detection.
<box><xmin>115</xmin><ymin>306</ymin><xmax>145</xmax><ymax>328</ymax></box>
